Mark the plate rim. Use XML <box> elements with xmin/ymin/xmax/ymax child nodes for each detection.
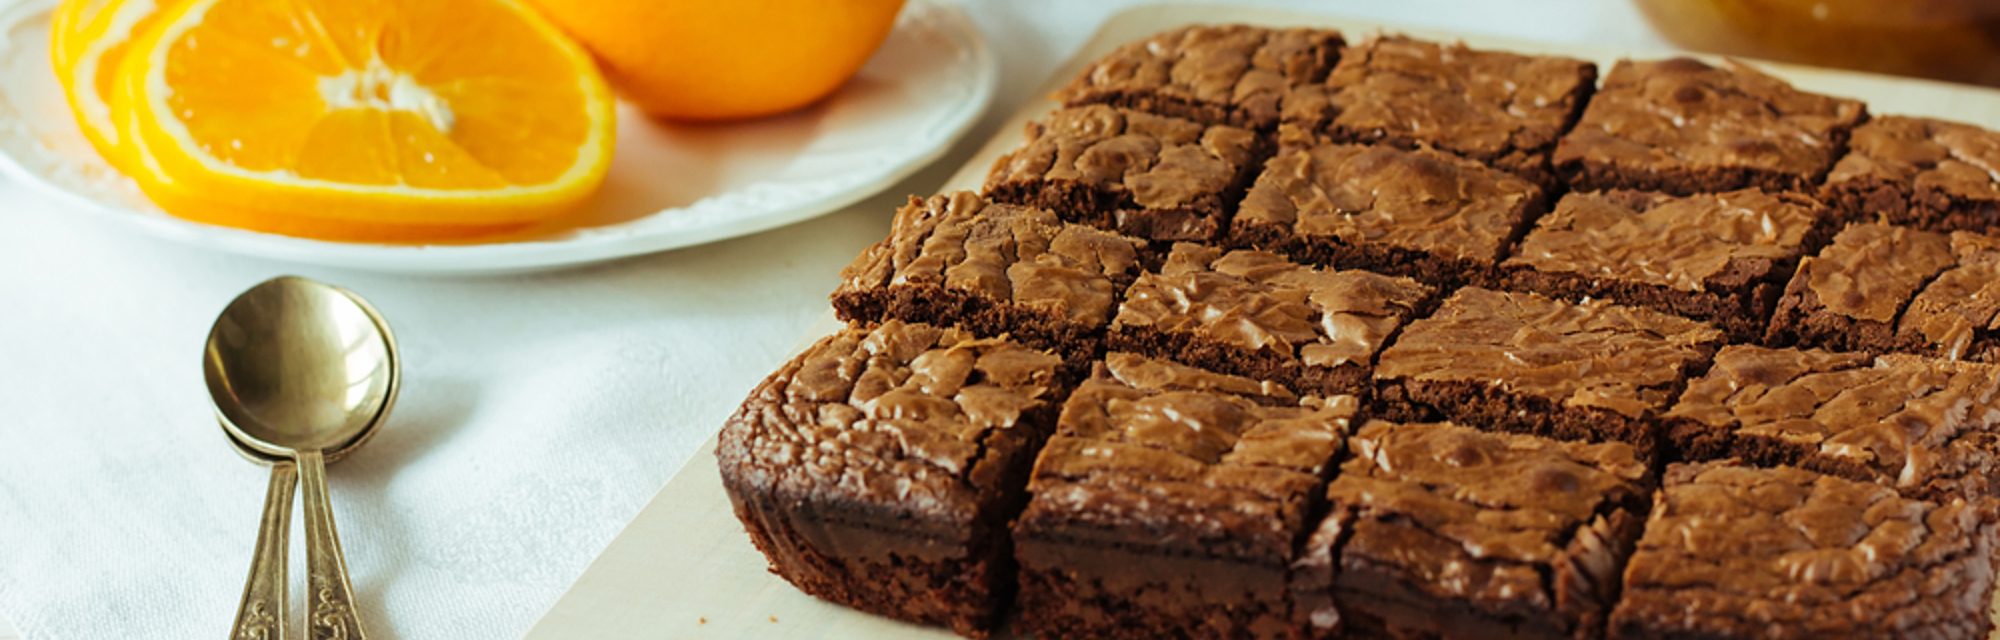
<box><xmin>0</xmin><ymin>0</ymin><xmax>998</xmax><ymax>275</ymax></box>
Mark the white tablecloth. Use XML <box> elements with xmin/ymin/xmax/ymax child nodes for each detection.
<box><xmin>0</xmin><ymin>2</ymin><xmax>1671</xmax><ymax>638</ymax></box>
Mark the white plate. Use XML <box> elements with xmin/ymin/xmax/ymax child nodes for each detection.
<box><xmin>0</xmin><ymin>0</ymin><xmax>995</xmax><ymax>274</ymax></box>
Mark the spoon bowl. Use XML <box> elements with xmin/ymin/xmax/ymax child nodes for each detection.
<box><xmin>204</xmin><ymin>275</ymin><xmax>397</xmax><ymax>640</ymax></box>
<box><xmin>205</xmin><ymin>276</ymin><xmax>398</xmax><ymax>456</ymax></box>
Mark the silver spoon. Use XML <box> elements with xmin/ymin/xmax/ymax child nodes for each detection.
<box><xmin>217</xmin><ymin>431</ymin><xmax>294</xmax><ymax>640</ymax></box>
<box><xmin>216</xmin><ymin>408</ymin><xmax>378</xmax><ymax>640</ymax></box>
<box><xmin>205</xmin><ymin>276</ymin><xmax>399</xmax><ymax>640</ymax></box>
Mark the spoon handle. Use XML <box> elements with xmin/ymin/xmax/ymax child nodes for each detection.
<box><xmin>232</xmin><ymin>461</ymin><xmax>296</xmax><ymax>640</ymax></box>
<box><xmin>299</xmin><ymin>450</ymin><xmax>368</xmax><ymax>640</ymax></box>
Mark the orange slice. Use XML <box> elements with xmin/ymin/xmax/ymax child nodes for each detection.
<box><xmin>112</xmin><ymin>0</ymin><xmax>613</xmax><ymax>241</ymax></box>
<box><xmin>50</xmin><ymin>0</ymin><xmax>166</xmax><ymax>169</ymax></box>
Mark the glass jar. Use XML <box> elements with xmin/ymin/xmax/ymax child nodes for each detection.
<box><xmin>1634</xmin><ymin>0</ymin><xmax>2000</xmax><ymax>87</ymax></box>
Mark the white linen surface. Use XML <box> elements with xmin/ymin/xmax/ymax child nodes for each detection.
<box><xmin>0</xmin><ymin>1</ymin><xmax>1669</xmax><ymax>638</ymax></box>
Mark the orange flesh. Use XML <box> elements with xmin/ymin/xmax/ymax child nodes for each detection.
<box><xmin>161</xmin><ymin>0</ymin><xmax>592</xmax><ymax>189</ymax></box>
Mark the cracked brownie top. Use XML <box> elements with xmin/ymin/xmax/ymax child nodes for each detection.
<box><xmin>717</xmin><ymin>320</ymin><xmax>1063</xmax><ymax>533</ymax></box>
<box><xmin>1900</xmin><ymin>232</ymin><xmax>2000</xmax><ymax>358</ymax></box>
<box><xmin>1507</xmin><ymin>189</ymin><xmax>1824</xmax><ymax>293</ymax></box>
<box><xmin>1238</xmin><ymin>130</ymin><xmax>1545</xmax><ymax>263</ymax></box>
<box><xmin>1295</xmin><ymin>419</ymin><xmax>1649</xmax><ymax>637</ymax></box>
<box><xmin>1056</xmin><ymin>24</ymin><xmax>1344</xmax><ymax>128</ymax></box>
<box><xmin>1376</xmin><ymin>287</ymin><xmax>1723</xmax><ymax>419</ymax></box>
<box><xmin>1669</xmin><ymin>345</ymin><xmax>2000</xmax><ymax>501</ymax></box>
<box><xmin>836</xmin><ymin>192</ymin><xmax>1146</xmax><ymax>327</ymax></box>
<box><xmin>986</xmin><ymin>105</ymin><xmax>1259</xmax><ymax>212</ymax></box>
<box><xmin>1289</xmin><ymin>34</ymin><xmax>1595</xmax><ymax>171</ymax></box>
<box><xmin>1114</xmin><ymin>243</ymin><xmax>1431</xmax><ymax>367</ymax></box>
<box><xmin>1827</xmin><ymin>115</ymin><xmax>2000</xmax><ymax>206</ymax></box>
<box><xmin>1017</xmin><ymin>352</ymin><xmax>1356</xmax><ymax>560</ymax></box>
<box><xmin>1555</xmin><ymin>57</ymin><xmax>1867</xmax><ymax>194</ymax></box>
<box><xmin>1793</xmin><ymin>222</ymin><xmax>1954</xmax><ymax>324</ymax></box>
<box><xmin>1612</xmin><ymin>460</ymin><xmax>1999</xmax><ymax>640</ymax></box>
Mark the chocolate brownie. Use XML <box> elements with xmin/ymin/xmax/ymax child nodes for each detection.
<box><xmin>1764</xmin><ymin>222</ymin><xmax>1954</xmax><ymax>354</ymax></box>
<box><xmin>1554</xmin><ymin>57</ymin><xmax>1868</xmax><ymax>196</ymax></box>
<box><xmin>1231</xmin><ymin>127</ymin><xmax>1548</xmax><ymax>287</ymax></box>
<box><xmin>1056</xmin><ymin>24</ymin><xmax>1344</xmax><ymax>130</ymax></box>
<box><xmin>1667</xmin><ymin>345</ymin><xmax>2000</xmax><ymax>504</ymax></box>
<box><xmin>1293</xmin><ymin>420</ymin><xmax>1651</xmax><ymax>640</ymax></box>
<box><xmin>1013</xmin><ymin>352</ymin><xmax>1358</xmax><ymax>640</ymax></box>
<box><xmin>1107</xmin><ymin>242</ymin><xmax>1434</xmax><ymax>398</ymax></box>
<box><xmin>1500</xmin><ymin>188</ymin><xmax>1837</xmax><ymax>342</ymax></box>
<box><xmin>1285</xmin><ymin>34</ymin><xmax>1596</xmax><ymax>187</ymax></box>
<box><xmin>984</xmin><ymin>105</ymin><xmax>1266</xmax><ymax>242</ymax></box>
<box><xmin>1374</xmin><ymin>287</ymin><xmax>1725</xmax><ymax>457</ymax></box>
<box><xmin>832</xmin><ymin>191</ymin><xmax>1146</xmax><ymax>372</ymax></box>
<box><xmin>1824</xmin><ymin>115</ymin><xmax>2000</xmax><ymax>233</ymax></box>
<box><xmin>717</xmin><ymin>320</ymin><xmax>1065</xmax><ymax>638</ymax></box>
<box><xmin>1610</xmin><ymin>460</ymin><xmax>2000</xmax><ymax>640</ymax></box>
<box><xmin>1899</xmin><ymin>232</ymin><xmax>2000</xmax><ymax>360</ymax></box>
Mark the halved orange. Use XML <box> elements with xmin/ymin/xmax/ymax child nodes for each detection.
<box><xmin>110</xmin><ymin>0</ymin><xmax>614</xmax><ymax>241</ymax></box>
<box><xmin>526</xmin><ymin>0</ymin><xmax>907</xmax><ymax>121</ymax></box>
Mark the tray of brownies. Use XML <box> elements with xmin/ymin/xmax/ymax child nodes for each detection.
<box><xmin>526</xmin><ymin>5</ymin><xmax>2000</xmax><ymax>640</ymax></box>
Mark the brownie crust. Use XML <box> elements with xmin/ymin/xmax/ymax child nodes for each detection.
<box><xmin>985</xmin><ymin>105</ymin><xmax>1268</xmax><ymax>242</ymax></box>
<box><xmin>1824</xmin><ymin>115</ymin><xmax>2000</xmax><ymax>234</ymax></box>
<box><xmin>1501</xmin><ymin>189</ymin><xmax>1836</xmax><ymax>342</ymax></box>
<box><xmin>1610</xmin><ymin>461</ymin><xmax>2000</xmax><ymax>640</ymax></box>
<box><xmin>832</xmin><ymin>191</ymin><xmax>1146</xmax><ymax>375</ymax></box>
<box><xmin>1554</xmin><ymin>57</ymin><xmax>1867</xmax><ymax>196</ymax></box>
<box><xmin>1667</xmin><ymin>345</ymin><xmax>2000</xmax><ymax>504</ymax></box>
<box><xmin>1231</xmin><ymin>128</ymin><xmax>1548</xmax><ymax>287</ymax></box>
<box><xmin>1057</xmin><ymin>24</ymin><xmax>1345</xmax><ymax>129</ymax></box>
<box><xmin>1374</xmin><ymin>287</ymin><xmax>1724</xmax><ymax>458</ymax></box>
<box><xmin>1289</xmin><ymin>34</ymin><xmax>1596</xmax><ymax>188</ymax></box>
<box><xmin>717</xmin><ymin>321</ymin><xmax>1065</xmax><ymax>637</ymax></box>
<box><xmin>1107</xmin><ymin>243</ymin><xmax>1434</xmax><ymax>398</ymax></box>
<box><xmin>1294</xmin><ymin>420</ymin><xmax>1651</xmax><ymax>640</ymax></box>
<box><xmin>1897</xmin><ymin>231</ymin><xmax>2000</xmax><ymax>361</ymax></box>
<box><xmin>1764</xmin><ymin>223</ymin><xmax>1954</xmax><ymax>354</ymax></box>
<box><xmin>1013</xmin><ymin>353</ymin><xmax>1357</xmax><ymax>640</ymax></box>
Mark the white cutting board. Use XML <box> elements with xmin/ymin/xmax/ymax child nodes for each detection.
<box><xmin>520</xmin><ymin>4</ymin><xmax>2000</xmax><ymax>639</ymax></box>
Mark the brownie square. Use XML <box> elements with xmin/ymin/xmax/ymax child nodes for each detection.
<box><xmin>1554</xmin><ymin>57</ymin><xmax>1867</xmax><ymax>196</ymax></box>
<box><xmin>1501</xmin><ymin>188</ymin><xmax>1837</xmax><ymax>342</ymax></box>
<box><xmin>1375</xmin><ymin>287</ymin><xmax>1725</xmax><ymax>456</ymax></box>
<box><xmin>1293</xmin><ymin>420</ymin><xmax>1651</xmax><ymax>640</ymax></box>
<box><xmin>1285</xmin><ymin>34</ymin><xmax>1596</xmax><ymax>188</ymax></box>
<box><xmin>1610</xmin><ymin>460</ymin><xmax>2000</xmax><ymax>640</ymax></box>
<box><xmin>1107</xmin><ymin>242</ymin><xmax>1435</xmax><ymax>398</ymax></box>
<box><xmin>1231</xmin><ymin>127</ymin><xmax>1548</xmax><ymax>287</ymax></box>
<box><xmin>984</xmin><ymin>105</ymin><xmax>1267</xmax><ymax>242</ymax></box>
<box><xmin>1667</xmin><ymin>345</ymin><xmax>2000</xmax><ymax>504</ymax></box>
<box><xmin>1764</xmin><ymin>222</ymin><xmax>1955</xmax><ymax>354</ymax></box>
<box><xmin>1824</xmin><ymin>115</ymin><xmax>2000</xmax><ymax>233</ymax></box>
<box><xmin>717</xmin><ymin>320</ymin><xmax>1065</xmax><ymax>638</ymax></box>
<box><xmin>832</xmin><ymin>191</ymin><xmax>1146</xmax><ymax>371</ymax></box>
<box><xmin>1013</xmin><ymin>352</ymin><xmax>1357</xmax><ymax>640</ymax></box>
<box><xmin>1056</xmin><ymin>24</ymin><xmax>1344</xmax><ymax>129</ymax></box>
<box><xmin>1900</xmin><ymin>232</ymin><xmax>2000</xmax><ymax>360</ymax></box>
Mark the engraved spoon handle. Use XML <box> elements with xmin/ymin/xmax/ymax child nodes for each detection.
<box><xmin>232</xmin><ymin>461</ymin><xmax>296</xmax><ymax>640</ymax></box>
<box><xmin>299</xmin><ymin>449</ymin><xmax>367</xmax><ymax>640</ymax></box>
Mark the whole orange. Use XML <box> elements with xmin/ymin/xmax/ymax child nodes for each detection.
<box><xmin>527</xmin><ymin>0</ymin><xmax>909</xmax><ymax>121</ymax></box>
